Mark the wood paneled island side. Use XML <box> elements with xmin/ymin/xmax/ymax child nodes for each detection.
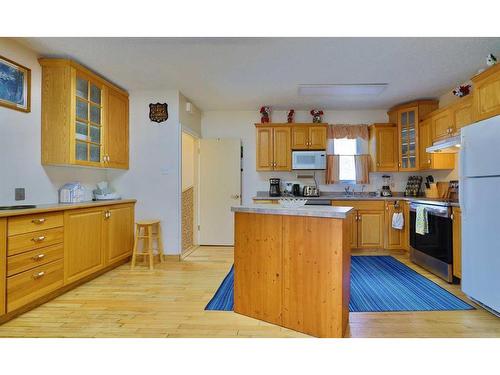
<box><xmin>231</xmin><ymin>204</ymin><xmax>353</xmax><ymax>338</ymax></box>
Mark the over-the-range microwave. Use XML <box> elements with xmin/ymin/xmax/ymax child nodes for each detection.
<box><xmin>292</xmin><ymin>151</ymin><xmax>326</xmax><ymax>170</ymax></box>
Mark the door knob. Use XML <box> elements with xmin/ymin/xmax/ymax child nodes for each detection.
<box><xmin>231</xmin><ymin>194</ymin><xmax>241</xmax><ymax>199</ymax></box>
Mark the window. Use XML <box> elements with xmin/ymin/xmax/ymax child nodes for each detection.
<box><xmin>333</xmin><ymin>138</ymin><xmax>357</xmax><ymax>182</ymax></box>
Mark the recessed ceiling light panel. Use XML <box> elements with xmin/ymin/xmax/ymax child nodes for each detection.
<box><xmin>298</xmin><ymin>84</ymin><xmax>388</xmax><ymax>96</ymax></box>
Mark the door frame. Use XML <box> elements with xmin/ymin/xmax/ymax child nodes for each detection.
<box><xmin>180</xmin><ymin>125</ymin><xmax>201</xmax><ymax>258</ymax></box>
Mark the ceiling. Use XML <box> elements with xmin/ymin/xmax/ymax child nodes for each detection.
<box><xmin>19</xmin><ymin>37</ymin><xmax>500</xmax><ymax>111</ymax></box>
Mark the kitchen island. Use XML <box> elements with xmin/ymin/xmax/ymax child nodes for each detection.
<box><xmin>231</xmin><ymin>204</ymin><xmax>353</xmax><ymax>338</ymax></box>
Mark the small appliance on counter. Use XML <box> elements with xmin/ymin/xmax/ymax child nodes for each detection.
<box><xmin>292</xmin><ymin>183</ymin><xmax>301</xmax><ymax>196</ymax></box>
<box><xmin>269</xmin><ymin>178</ymin><xmax>281</xmax><ymax>197</ymax></box>
<box><xmin>93</xmin><ymin>181</ymin><xmax>121</xmax><ymax>201</ymax></box>
<box><xmin>303</xmin><ymin>185</ymin><xmax>320</xmax><ymax>197</ymax></box>
<box><xmin>381</xmin><ymin>175</ymin><xmax>392</xmax><ymax>197</ymax></box>
<box><xmin>59</xmin><ymin>182</ymin><xmax>85</xmax><ymax>203</ymax></box>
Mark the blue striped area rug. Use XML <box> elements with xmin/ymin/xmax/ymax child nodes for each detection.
<box><xmin>205</xmin><ymin>256</ymin><xmax>474</xmax><ymax>312</ymax></box>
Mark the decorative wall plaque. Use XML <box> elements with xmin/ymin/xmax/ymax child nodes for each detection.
<box><xmin>149</xmin><ymin>102</ymin><xmax>168</xmax><ymax>123</ymax></box>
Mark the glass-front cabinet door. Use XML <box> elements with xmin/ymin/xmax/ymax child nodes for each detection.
<box><xmin>398</xmin><ymin>107</ymin><xmax>418</xmax><ymax>171</ymax></box>
<box><xmin>74</xmin><ymin>74</ymin><xmax>103</xmax><ymax>165</ymax></box>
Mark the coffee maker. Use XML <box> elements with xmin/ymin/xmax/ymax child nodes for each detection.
<box><xmin>269</xmin><ymin>178</ymin><xmax>281</xmax><ymax>197</ymax></box>
<box><xmin>381</xmin><ymin>175</ymin><xmax>392</xmax><ymax>197</ymax></box>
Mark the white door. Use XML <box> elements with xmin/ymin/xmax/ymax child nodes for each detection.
<box><xmin>199</xmin><ymin>138</ymin><xmax>241</xmax><ymax>245</ymax></box>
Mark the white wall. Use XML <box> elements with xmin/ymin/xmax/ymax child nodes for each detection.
<box><xmin>202</xmin><ymin>110</ymin><xmax>458</xmax><ymax>204</ymax></box>
<box><xmin>179</xmin><ymin>92</ymin><xmax>201</xmax><ymax>136</ymax></box>
<box><xmin>182</xmin><ymin>132</ymin><xmax>195</xmax><ymax>190</ymax></box>
<box><xmin>0</xmin><ymin>38</ymin><xmax>106</xmax><ymax>205</ymax></box>
<box><xmin>108</xmin><ymin>89</ymin><xmax>181</xmax><ymax>254</ymax></box>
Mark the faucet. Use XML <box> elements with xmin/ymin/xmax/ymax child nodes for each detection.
<box><xmin>344</xmin><ymin>185</ymin><xmax>353</xmax><ymax>196</ymax></box>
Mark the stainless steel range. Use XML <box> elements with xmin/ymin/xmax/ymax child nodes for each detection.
<box><xmin>409</xmin><ymin>201</ymin><xmax>454</xmax><ymax>283</ymax></box>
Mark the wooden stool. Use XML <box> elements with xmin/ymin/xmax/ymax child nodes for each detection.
<box><xmin>131</xmin><ymin>220</ymin><xmax>164</xmax><ymax>270</ymax></box>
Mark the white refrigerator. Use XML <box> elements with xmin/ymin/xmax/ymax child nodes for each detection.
<box><xmin>460</xmin><ymin>115</ymin><xmax>500</xmax><ymax>315</ymax></box>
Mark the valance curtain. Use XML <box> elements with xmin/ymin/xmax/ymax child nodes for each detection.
<box><xmin>327</xmin><ymin>124</ymin><xmax>369</xmax><ymax>140</ymax></box>
<box><xmin>325</xmin><ymin>124</ymin><xmax>370</xmax><ymax>185</ymax></box>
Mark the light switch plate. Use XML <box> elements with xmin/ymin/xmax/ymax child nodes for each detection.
<box><xmin>15</xmin><ymin>188</ymin><xmax>25</xmax><ymax>201</ymax></box>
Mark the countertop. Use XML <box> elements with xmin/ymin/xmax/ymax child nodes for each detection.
<box><xmin>231</xmin><ymin>204</ymin><xmax>353</xmax><ymax>219</ymax></box>
<box><xmin>253</xmin><ymin>191</ymin><xmax>460</xmax><ymax>207</ymax></box>
<box><xmin>0</xmin><ymin>199</ymin><xmax>137</xmax><ymax>218</ymax></box>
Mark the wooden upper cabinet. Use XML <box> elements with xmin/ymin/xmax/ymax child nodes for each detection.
<box><xmin>273</xmin><ymin>127</ymin><xmax>291</xmax><ymax>171</ymax></box>
<box><xmin>419</xmin><ymin>118</ymin><xmax>433</xmax><ymax>170</ymax></box>
<box><xmin>291</xmin><ymin>126</ymin><xmax>309</xmax><ymax>149</ymax></box>
<box><xmin>453</xmin><ymin>96</ymin><xmax>473</xmax><ymax>131</ymax></box>
<box><xmin>256</xmin><ymin>125</ymin><xmax>291</xmax><ymax>171</ymax></box>
<box><xmin>291</xmin><ymin>125</ymin><xmax>327</xmax><ymax>150</ymax></box>
<box><xmin>432</xmin><ymin>108</ymin><xmax>454</xmax><ymax>141</ymax></box>
<box><xmin>308</xmin><ymin>126</ymin><xmax>327</xmax><ymax>149</ymax></box>
<box><xmin>256</xmin><ymin>126</ymin><xmax>274</xmax><ymax>171</ymax></box>
<box><xmin>105</xmin><ymin>204</ymin><xmax>134</xmax><ymax>264</ymax></box>
<box><xmin>369</xmin><ymin>124</ymin><xmax>398</xmax><ymax>172</ymax></box>
<box><xmin>420</xmin><ymin>117</ymin><xmax>455</xmax><ymax>170</ymax></box>
<box><xmin>39</xmin><ymin>59</ymin><xmax>129</xmax><ymax>169</ymax></box>
<box><xmin>64</xmin><ymin>207</ymin><xmax>105</xmax><ymax>284</ymax></box>
<box><xmin>472</xmin><ymin>64</ymin><xmax>500</xmax><ymax>122</ymax></box>
<box><xmin>106</xmin><ymin>88</ymin><xmax>129</xmax><ymax>169</ymax></box>
<box><xmin>388</xmin><ymin>100</ymin><xmax>438</xmax><ymax>172</ymax></box>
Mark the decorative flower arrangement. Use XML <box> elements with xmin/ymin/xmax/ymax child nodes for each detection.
<box><xmin>310</xmin><ymin>109</ymin><xmax>324</xmax><ymax>123</ymax></box>
<box><xmin>452</xmin><ymin>83</ymin><xmax>472</xmax><ymax>98</ymax></box>
<box><xmin>260</xmin><ymin>106</ymin><xmax>271</xmax><ymax>123</ymax></box>
<box><xmin>287</xmin><ymin>109</ymin><xmax>295</xmax><ymax>123</ymax></box>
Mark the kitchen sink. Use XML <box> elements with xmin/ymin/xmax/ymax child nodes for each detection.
<box><xmin>0</xmin><ymin>205</ymin><xmax>37</xmax><ymax>210</ymax></box>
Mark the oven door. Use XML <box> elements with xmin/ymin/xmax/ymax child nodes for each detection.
<box><xmin>409</xmin><ymin>203</ymin><xmax>453</xmax><ymax>264</ymax></box>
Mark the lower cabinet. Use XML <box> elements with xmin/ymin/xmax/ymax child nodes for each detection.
<box><xmin>64</xmin><ymin>208</ymin><xmax>105</xmax><ymax>284</ymax></box>
<box><xmin>0</xmin><ymin>219</ymin><xmax>6</xmax><ymax>316</ymax></box>
<box><xmin>332</xmin><ymin>201</ymin><xmax>385</xmax><ymax>249</ymax></box>
<box><xmin>64</xmin><ymin>203</ymin><xmax>134</xmax><ymax>284</ymax></box>
<box><xmin>1</xmin><ymin>202</ymin><xmax>135</xmax><ymax>321</ymax></box>
<box><xmin>105</xmin><ymin>205</ymin><xmax>134</xmax><ymax>264</ymax></box>
<box><xmin>357</xmin><ymin>210</ymin><xmax>385</xmax><ymax>249</ymax></box>
<box><xmin>384</xmin><ymin>201</ymin><xmax>408</xmax><ymax>250</ymax></box>
<box><xmin>7</xmin><ymin>260</ymin><xmax>64</xmax><ymax>312</ymax></box>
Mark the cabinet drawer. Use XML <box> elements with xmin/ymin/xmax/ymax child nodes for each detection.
<box><xmin>8</xmin><ymin>227</ymin><xmax>64</xmax><ymax>256</ymax></box>
<box><xmin>332</xmin><ymin>200</ymin><xmax>385</xmax><ymax>211</ymax></box>
<box><xmin>8</xmin><ymin>212</ymin><xmax>63</xmax><ymax>236</ymax></box>
<box><xmin>7</xmin><ymin>259</ymin><xmax>64</xmax><ymax>312</ymax></box>
<box><xmin>8</xmin><ymin>243</ymin><xmax>63</xmax><ymax>277</ymax></box>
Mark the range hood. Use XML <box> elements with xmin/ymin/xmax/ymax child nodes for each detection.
<box><xmin>426</xmin><ymin>135</ymin><xmax>461</xmax><ymax>154</ymax></box>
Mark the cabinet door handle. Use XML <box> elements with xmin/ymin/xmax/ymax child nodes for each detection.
<box><xmin>31</xmin><ymin>236</ymin><xmax>46</xmax><ymax>242</ymax></box>
<box><xmin>32</xmin><ymin>271</ymin><xmax>45</xmax><ymax>279</ymax></box>
<box><xmin>31</xmin><ymin>218</ymin><xmax>46</xmax><ymax>224</ymax></box>
<box><xmin>32</xmin><ymin>253</ymin><xmax>46</xmax><ymax>261</ymax></box>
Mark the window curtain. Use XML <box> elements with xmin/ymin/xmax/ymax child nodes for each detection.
<box><xmin>354</xmin><ymin>154</ymin><xmax>370</xmax><ymax>184</ymax></box>
<box><xmin>325</xmin><ymin>155</ymin><xmax>340</xmax><ymax>184</ymax></box>
<box><xmin>328</xmin><ymin>124</ymin><xmax>369</xmax><ymax>140</ymax></box>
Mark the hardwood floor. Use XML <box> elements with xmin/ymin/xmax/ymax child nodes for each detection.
<box><xmin>0</xmin><ymin>246</ymin><xmax>498</xmax><ymax>338</ymax></box>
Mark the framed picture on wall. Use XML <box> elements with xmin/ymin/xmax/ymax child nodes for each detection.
<box><xmin>0</xmin><ymin>55</ymin><xmax>31</xmax><ymax>113</ymax></box>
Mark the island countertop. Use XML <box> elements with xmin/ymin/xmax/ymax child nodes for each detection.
<box><xmin>231</xmin><ymin>204</ymin><xmax>353</xmax><ymax>219</ymax></box>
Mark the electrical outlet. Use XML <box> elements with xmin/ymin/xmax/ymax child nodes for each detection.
<box><xmin>15</xmin><ymin>188</ymin><xmax>25</xmax><ymax>201</ymax></box>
